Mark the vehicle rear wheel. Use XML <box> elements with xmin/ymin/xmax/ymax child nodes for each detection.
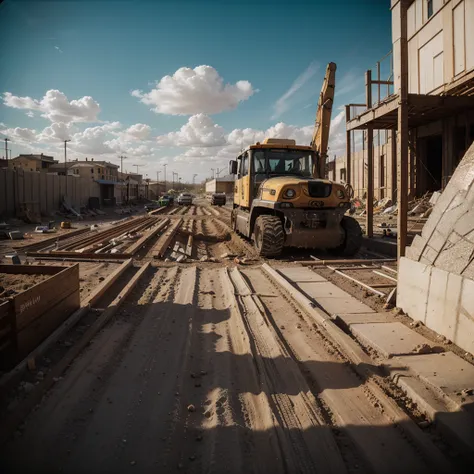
<box><xmin>253</xmin><ymin>215</ymin><xmax>284</xmax><ymax>257</ymax></box>
<box><xmin>330</xmin><ymin>216</ymin><xmax>362</xmax><ymax>256</ymax></box>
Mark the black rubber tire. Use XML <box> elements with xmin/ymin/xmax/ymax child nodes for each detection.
<box><xmin>253</xmin><ymin>215</ymin><xmax>284</xmax><ymax>257</ymax></box>
<box><xmin>330</xmin><ymin>216</ymin><xmax>362</xmax><ymax>256</ymax></box>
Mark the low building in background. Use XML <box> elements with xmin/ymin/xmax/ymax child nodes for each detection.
<box><xmin>8</xmin><ymin>154</ymin><xmax>58</xmax><ymax>172</ymax></box>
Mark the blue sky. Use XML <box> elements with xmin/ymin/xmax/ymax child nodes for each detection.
<box><xmin>0</xmin><ymin>0</ymin><xmax>392</xmax><ymax>181</ymax></box>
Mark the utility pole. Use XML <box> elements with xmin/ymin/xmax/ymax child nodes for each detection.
<box><xmin>156</xmin><ymin>170</ymin><xmax>161</xmax><ymax>182</ymax></box>
<box><xmin>64</xmin><ymin>139</ymin><xmax>71</xmax><ymax>197</ymax></box>
<box><xmin>163</xmin><ymin>164</ymin><xmax>167</xmax><ymax>192</ymax></box>
<box><xmin>211</xmin><ymin>168</ymin><xmax>215</xmax><ymax>179</ymax></box>
<box><xmin>193</xmin><ymin>174</ymin><xmax>197</xmax><ymax>185</ymax></box>
<box><xmin>4</xmin><ymin>138</ymin><xmax>9</xmax><ymax>161</ymax></box>
<box><xmin>118</xmin><ymin>155</ymin><xmax>127</xmax><ymax>177</ymax></box>
<box><xmin>132</xmin><ymin>164</ymin><xmax>144</xmax><ymax>174</ymax></box>
<box><xmin>216</xmin><ymin>167</ymin><xmax>225</xmax><ymax>178</ymax></box>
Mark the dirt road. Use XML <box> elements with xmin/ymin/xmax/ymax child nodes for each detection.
<box><xmin>0</xmin><ymin>260</ymin><xmax>455</xmax><ymax>473</ymax></box>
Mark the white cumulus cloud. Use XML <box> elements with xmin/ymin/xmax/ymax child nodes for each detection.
<box><xmin>3</xmin><ymin>90</ymin><xmax>101</xmax><ymax>123</ymax></box>
<box><xmin>132</xmin><ymin>65</ymin><xmax>256</xmax><ymax>115</ymax></box>
<box><xmin>157</xmin><ymin>114</ymin><xmax>226</xmax><ymax>147</ymax></box>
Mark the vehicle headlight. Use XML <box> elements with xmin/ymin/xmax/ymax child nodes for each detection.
<box><xmin>336</xmin><ymin>189</ymin><xmax>345</xmax><ymax>199</ymax></box>
<box><xmin>284</xmin><ymin>188</ymin><xmax>296</xmax><ymax>199</ymax></box>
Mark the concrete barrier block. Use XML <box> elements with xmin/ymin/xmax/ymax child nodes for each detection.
<box><xmin>456</xmin><ymin>279</ymin><xmax>474</xmax><ymax>355</ymax></box>
<box><xmin>397</xmin><ymin>258</ymin><xmax>431</xmax><ymax>324</ymax></box>
<box><xmin>425</xmin><ymin>229</ymin><xmax>446</xmax><ymax>253</ymax></box>
<box><xmin>453</xmin><ymin>209</ymin><xmax>474</xmax><ymax>237</ymax></box>
<box><xmin>421</xmin><ymin>245</ymin><xmax>438</xmax><ymax>265</ymax></box>
<box><xmin>425</xmin><ymin>268</ymin><xmax>462</xmax><ymax>342</ymax></box>
<box><xmin>461</xmin><ymin>260</ymin><xmax>474</xmax><ymax>280</ymax></box>
<box><xmin>436</xmin><ymin>239</ymin><xmax>474</xmax><ymax>275</ymax></box>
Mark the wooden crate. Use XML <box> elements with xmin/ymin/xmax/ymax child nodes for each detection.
<box><xmin>0</xmin><ymin>264</ymin><xmax>80</xmax><ymax>370</ymax></box>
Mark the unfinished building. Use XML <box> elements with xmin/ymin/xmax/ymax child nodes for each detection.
<box><xmin>336</xmin><ymin>0</ymin><xmax>474</xmax><ymax>213</ymax></box>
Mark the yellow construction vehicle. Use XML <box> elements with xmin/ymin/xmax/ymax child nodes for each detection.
<box><xmin>229</xmin><ymin>62</ymin><xmax>362</xmax><ymax>257</ymax></box>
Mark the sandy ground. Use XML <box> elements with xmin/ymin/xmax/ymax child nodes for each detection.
<box><xmin>0</xmin><ymin>265</ymin><xmax>458</xmax><ymax>474</ymax></box>
<box><xmin>0</xmin><ymin>273</ymin><xmax>50</xmax><ymax>303</ymax></box>
<box><xmin>0</xmin><ymin>206</ymin><xmax>471</xmax><ymax>473</ymax></box>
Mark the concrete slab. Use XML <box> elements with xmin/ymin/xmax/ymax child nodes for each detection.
<box><xmin>336</xmin><ymin>312</ymin><xmax>391</xmax><ymax>327</ymax></box>
<box><xmin>392</xmin><ymin>352</ymin><xmax>474</xmax><ymax>454</ymax></box>
<box><xmin>425</xmin><ymin>267</ymin><xmax>462</xmax><ymax>342</ymax></box>
<box><xmin>277</xmin><ymin>267</ymin><xmax>374</xmax><ymax>315</ymax></box>
<box><xmin>311</xmin><ymin>296</ymin><xmax>375</xmax><ymax>315</ymax></box>
<box><xmin>275</xmin><ymin>266</ymin><xmax>327</xmax><ymax>282</ymax></box>
<box><xmin>397</xmin><ymin>257</ymin><xmax>431</xmax><ymax>324</ymax></box>
<box><xmin>394</xmin><ymin>352</ymin><xmax>474</xmax><ymax>403</ymax></box>
<box><xmin>297</xmin><ymin>281</ymin><xmax>350</xmax><ymax>298</ymax></box>
<box><xmin>350</xmin><ymin>322</ymin><xmax>437</xmax><ymax>358</ymax></box>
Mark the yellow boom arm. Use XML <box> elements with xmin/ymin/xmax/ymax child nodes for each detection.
<box><xmin>311</xmin><ymin>62</ymin><xmax>336</xmax><ymax>178</ymax></box>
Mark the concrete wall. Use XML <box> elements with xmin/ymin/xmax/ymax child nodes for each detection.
<box><xmin>335</xmin><ymin>130</ymin><xmax>397</xmax><ymax>200</ymax></box>
<box><xmin>393</xmin><ymin>0</ymin><xmax>474</xmax><ymax>94</ymax></box>
<box><xmin>397</xmin><ymin>140</ymin><xmax>474</xmax><ymax>355</ymax></box>
<box><xmin>0</xmin><ymin>168</ymin><xmax>101</xmax><ymax>218</ymax></box>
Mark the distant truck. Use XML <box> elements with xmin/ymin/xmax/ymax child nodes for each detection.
<box><xmin>210</xmin><ymin>193</ymin><xmax>226</xmax><ymax>206</ymax></box>
<box><xmin>177</xmin><ymin>193</ymin><xmax>193</xmax><ymax>205</ymax></box>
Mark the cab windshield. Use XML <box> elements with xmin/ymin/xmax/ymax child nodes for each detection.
<box><xmin>253</xmin><ymin>149</ymin><xmax>314</xmax><ymax>178</ymax></box>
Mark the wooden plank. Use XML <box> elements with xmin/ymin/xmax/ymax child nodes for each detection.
<box><xmin>0</xmin><ymin>264</ymin><xmax>62</xmax><ymax>275</ymax></box>
<box><xmin>185</xmin><ymin>234</ymin><xmax>193</xmax><ymax>257</ymax></box>
<box><xmin>372</xmin><ymin>270</ymin><xmax>398</xmax><ymax>282</ymax></box>
<box><xmin>326</xmin><ymin>265</ymin><xmax>385</xmax><ymax>297</ymax></box>
<box><xmin>82</xmin><ymin>258</ymin><xmax>132</xmax><ymax>307</ymax></box>
<box><xmin>16</xmin><ymin>289</ymin><xmax>80</xmax><ymax>357</ymax></box>
<box><xmin>382</xmin><ymin>265</ymin><xmax>398</xmax><ymax>274</ymax></box>
<box><xmin>152</xmin><ymin>218</ymin><xmax>183</xmax><ymax>258</ymax></box>
<box><xmin>345</xmin><ymin>105</ymin><xmax>351</xmax><ymax>187</ymax></box>
<box><xmin>24</xmin><ymin>257</ymin><xmax>127</xmax><ymax>264</ymax></box>
<box><xmin>14</xmin><ymin>264</ymin><xmax>79</xmax><ymax>332</ymax></box>
<box><xmin>27</xmin><ymin>251</ymin><xmax>130</xmax><ymax>260</ymax></box>
<box><xmin>370</xmin><ymin>283</ymin><xmax>397</xmax><ymax>288</ymax></box>
<box><xmin>331</xmin><ymin>265</ymin><xmax>382</xmax><ymax>271</ymax></box>
<box><xmin>0</xmin><ymin>262</ymin><xmax>150</xmax><ymax>446</ymax></box>
<box><xmin>298</xmin><ymin>258</ymin><xmax>396</xmax><ymax>266</ymax></box>
<box><xmin>125</xmin><ymin>218</ymin><xmax>169</xmax><ymax>255</ymax></box>
<box><xmin>397</xmin><ymin>0</ymin><xmax>409</xmax><ymax>260</ymax></box>
<box><xmin>12</xmin><ymin>227</ymin><xmax>89</xmax><ymax>251</ymax></box>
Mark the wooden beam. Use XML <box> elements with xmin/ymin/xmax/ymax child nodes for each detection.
<box><xmin>326</xmin><ymin>265</ymin><xmax>385</xmax><ymax>297</ymax></box>
<box><xmin>391</xmin><ymin>130</ymin><xmax>397</xmax><ymax>202</ymax></box>
<box><xmin>366</xmin><ymin>124</ymin><xmax>374</xmax><ymax>238</ymax></box>
<box><xmin>297</xmin><ymin>258</ymin><xmax>396</xmax><ymax>266</ymax></box>
<box><xmin>27</xmin><ymin>251</ymin><xmax>130</xmax><ymax>260</ymax></box>
<box><xmin>366</xmin><ymin>70</ymin><xmax>372</xmax><ymax>109</ymax></box>
<box><xmin>346</xmin><ymin>96</ymin><xmax>399</xmax><ymax>131</ymax></box>
<box><xmin>345</xmin><ymin>105</ymin><xmax>352</xmax><ymax>187</ymax></box>
<box><xmin>152</xmin><ymin>218</ymin><xmax>183</xmax><ymax>258</ymax></box>
<box><xmin>397</xmin><ymin>0</ymin><xmax>409</xmax><ymax>260</ymax></box>
<box><xmin>125</xmin><ymin>218</ymin><xmax>170</xmax><ymax>255</ymax></box>
<box><xmin>371</xmin><ymin>80</ymin><xmax>394</xmax><ymax>86</ymax></box>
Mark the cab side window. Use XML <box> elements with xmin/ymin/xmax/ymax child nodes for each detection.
<box><xmin>237</xmin><ymin>156</ymin><xmax>242</xmax><ymax>178</ymax></box>
<box><xmin>242</xmin><ymin>152</ymin><xmax>249</xmax><ymax>176</ymax></box>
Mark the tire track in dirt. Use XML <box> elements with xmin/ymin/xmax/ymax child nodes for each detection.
<box><xmin>239</xmin><ymin>267</ymin><xmax>447</xmax><ymax>474</ymax></box>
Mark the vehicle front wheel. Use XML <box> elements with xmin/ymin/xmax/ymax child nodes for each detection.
<box><xmin>253</xmin><ymin>215</ymin><xmax>284</xmax><ymax>257</ymax></box>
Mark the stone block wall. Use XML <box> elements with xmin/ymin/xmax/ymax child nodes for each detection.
<box><xmin>398</xmin><ymin>141</ymin><xmax>474</xmax><ymax>355</ymax></box>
